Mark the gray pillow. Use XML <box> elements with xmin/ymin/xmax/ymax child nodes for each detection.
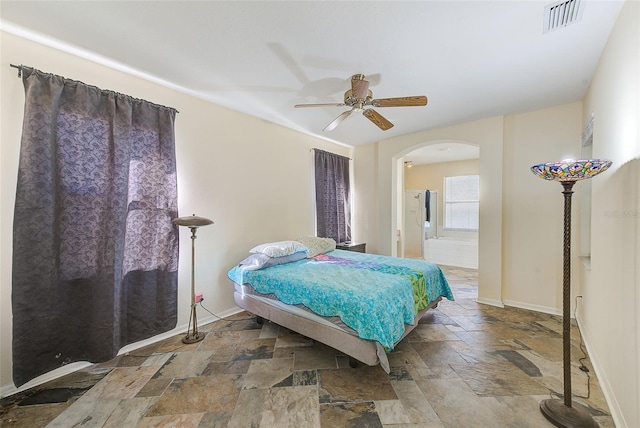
<box><xmin>238</xmin><ymin>251</ymin><xmax>306</xmax><ymax>270</ymax></box>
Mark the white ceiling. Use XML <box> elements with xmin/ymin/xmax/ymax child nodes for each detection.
<box><xmin>0</xmin><ymin>0</ymin><xmax>624</xmax><ymax>155</ymax></box>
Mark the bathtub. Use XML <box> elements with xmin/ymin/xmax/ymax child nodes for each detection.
<box><xmin>423</xmin><ymin>236</ymin><xmax>478</xmax><ymax>269</ymax></box>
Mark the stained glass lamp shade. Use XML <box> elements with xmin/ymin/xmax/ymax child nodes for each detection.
<box><xmin>531</xmin><ymin>159</ymin><xmax>612</xmax><ymax>182</ymax></box>
<box><xmin>530</xmin><ymin>159</ymin><xmax>611</xmax><ymax>428</ymax></box>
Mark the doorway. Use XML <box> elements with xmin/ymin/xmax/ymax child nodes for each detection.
<box><xmin>402</xmin><ymin>141</ymin><xmax>479</xmax><ymax>270</ymax></box>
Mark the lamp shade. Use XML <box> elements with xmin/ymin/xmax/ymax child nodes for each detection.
<box><xmin>173</xmin><ymin>214</ymin><xmax>214</xmax><ymax>228</ymax></box>
<box><xmin>530</xmin><ymin>159</ymin><xmax>612</xmax><ymax>182</ymax></box>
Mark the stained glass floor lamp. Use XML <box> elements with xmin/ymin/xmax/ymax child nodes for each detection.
<box><xmin>172</xmin><ymin>214</ymin><xmax>213</xmax><ymax>344</ymax></box>
<box><xmin>531</xmin><ymin>159</ymin><xmax>611</xmax><ymax>428</ymax></box>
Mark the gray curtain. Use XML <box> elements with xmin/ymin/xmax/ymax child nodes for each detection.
<box><xmin>314</xmin><ymin>149</ymin><xmax>351</xmax><ymax>243</ymax></box>
<box><xmin>12</xmin><ymin>68</ymin><xmax>179</xmax><ymax>387</ymax></box>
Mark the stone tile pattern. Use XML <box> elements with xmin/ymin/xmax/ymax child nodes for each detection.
<box><xmin>1</xmin><ymin>266</ymin><xmax>614</xmax><ymax>427</ymax></box>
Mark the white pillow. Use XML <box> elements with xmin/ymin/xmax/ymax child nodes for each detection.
<box><xmin>249</xmin><ymin>240</ymin><xmax>308</xmax><ymax>258</ymax></box>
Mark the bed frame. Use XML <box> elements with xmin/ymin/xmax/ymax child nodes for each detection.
<box><xmin>233</xmin><ymin>284</ymin><xmax>441</xmax><ymax>372</ymax></box>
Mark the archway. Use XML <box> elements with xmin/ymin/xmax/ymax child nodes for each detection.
<box><xmin>371</xmin><ymin>116</ymin><xmax>505</xmax><ymax>308</ymax></box>
<box><xmin>400</xmin><ymin>141</ymin><xmax>480</xmax><ymax>267</ymax></box>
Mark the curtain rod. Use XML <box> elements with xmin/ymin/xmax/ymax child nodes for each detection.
<box><xmin>311</xmin><ymin>148</ymin><xmax>352</xmax><ymax>160</ymax></box>
<box><xmin>10</xmin><ymin>63</ymin><xmax>24</xmax><ymax>77</ymax></box>
<box><xmin>9</xmin><ymin>63</ymin><xmax>179</xmax><ymax>114</ymax></box>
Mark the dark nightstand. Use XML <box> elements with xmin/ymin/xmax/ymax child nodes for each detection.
<box><xmin>336</xmin><ymin>242</ymin><xmax>366</xmax><ymax>253</ymax></box>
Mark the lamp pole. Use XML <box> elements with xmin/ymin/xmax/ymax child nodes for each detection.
<box><xmin>172</xmin><ymin>214</ymin><xmax>213</xmax><ymax>344</ymax></box>
<box><xmin>531</xmin><ymin>159</ymin><xmax>611</xmax><ymax>428</ymax></box>
<box><xmin>183</xmin><ymin>225</ymin><xmax>201</xmax><ymax>344</ymax></box>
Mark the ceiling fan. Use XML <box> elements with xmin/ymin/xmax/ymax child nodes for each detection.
<box><xmin>294</xmin><ymin>74</ymin><xmax>427</xmax><ymax>132</ymax></box>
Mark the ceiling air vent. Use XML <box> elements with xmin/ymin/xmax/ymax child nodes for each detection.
<box><xmin>543</xmin><ymin>0</ymin><xmax>583</xmax><ymax>33</ymax></box>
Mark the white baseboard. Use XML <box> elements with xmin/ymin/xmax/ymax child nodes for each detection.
<box><xmin>575</xmin><ymin>315</ymin><xmax>626</xmax><ymax>428</ymax></box>
<box><xmin>502</xmin><ymin>299</ymin><xmax>561</xmax><ymax>316</ymax></box>
<box><xmin>475</xmin><ymin>297</ymin><xmax>504</xmax><ymax>308</ymax></box>
<box><xmin>0</xmin><ymin>362</ymin><xmax>94</xmax><ymax>399</ymax></box>
<box><xmin>1</xmin><ymin>306</ymin><xmax>244</xmax><ymax>398</ymax></box>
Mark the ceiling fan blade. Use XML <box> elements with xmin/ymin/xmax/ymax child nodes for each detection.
<box><xmin>294</xmin><ymin>103</ymin><xmax>345</xmax><ymax>108</ymax></box>
<box><xmin>323</xmin><ymin>110</ymin><xmax>352</xmax><ymax>132</ymax></box>
<box><xmin>371</xmin><ymin>96</ymin><xmax>427</xmax><ymax>107</ymax></box>
<box><xmin>363</xmin><ymin>109</ymin><xmax>394</xmax><ymax>131</ymax></box>
<box><xmin>351</xmin><ymin>74</ymin><xmax>370</xmax><ymax>99</ymax></box>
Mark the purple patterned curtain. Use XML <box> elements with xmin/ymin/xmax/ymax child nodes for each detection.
<box><xmin>12</xmin><ymin>68</ymin><xmax>179</xmax><ymax>387</ymax></box>
<box><xmin>314</xmin><ymin>149</ymin><xmax>351</xmax><ymax>243</ymax></box>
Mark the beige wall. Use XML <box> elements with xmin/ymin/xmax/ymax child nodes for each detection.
<box><xmin>502</xmin><ymin>102</ymin><xmax>583</xmax><ymax>314</ymax></box>
<box><xmin>353</xmin><ymin>142</ymin><xmax>378</xmax><ymax>251</ymax></box>
<box><xmin>354</xmin><ymin>106</ymin><xmax>580</xmax><ymax>312</ymax></box>
<box><xmin>404</xmin><ymin>158</ymin><xmax>480</xmax><ymax>190</ymax></box>
<box><xmin>0</xmin><ymin>32</ymin><xmax>351</xmax><ymax>393</ymax></box>
<box><xmin>579</xmin><ymin>1</ymin><xmax>639</xmax><ymax>426</ymax></box>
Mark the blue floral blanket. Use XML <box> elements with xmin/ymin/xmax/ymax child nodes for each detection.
<box><xmin>228</xmin><ymin>249</ymin><xmax>454</xmax><ymax>350</ymax></box>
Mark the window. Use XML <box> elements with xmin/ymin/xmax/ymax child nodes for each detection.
<box><xmin>444</xmin><ymin>175</ymin><xmax>479</xmax><ymax>230</ymax></box>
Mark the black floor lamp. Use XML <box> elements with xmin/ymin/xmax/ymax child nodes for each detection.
<box><xmin>173</xmin><ymin>214</ymin><xmax>213</xmax><ymax>344</ymax></box>
<box><xmin>531</xmin><ymin>159</ymin><xmax>611</xmax><ymax>428</ymax></box>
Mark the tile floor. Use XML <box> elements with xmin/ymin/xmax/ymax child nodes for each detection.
<box><xmin>1</xmin><ymin>266</ymin><xmax>614</xmax><ymax>427</ymax></box>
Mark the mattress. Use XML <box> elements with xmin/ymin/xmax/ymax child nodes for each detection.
<box><xmin>228</xmin><ymin>249</ymin><xmax>454</xmax><ymax>350</ymax></box>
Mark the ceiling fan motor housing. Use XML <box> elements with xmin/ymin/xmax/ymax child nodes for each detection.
<box><xmin>344</xmin><ymin>89</ymin><xmax>373</xmax><ymax>106</ymax></box>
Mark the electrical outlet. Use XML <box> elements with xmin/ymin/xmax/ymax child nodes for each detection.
<box><xmin>195</xmin><ymin>292</ymin><xmax>204</xmax><ymax>303</ymax></box>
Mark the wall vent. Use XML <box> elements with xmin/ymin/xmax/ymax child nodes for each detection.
<box><xmin>543</xmin><ymin>0</ymin><xmax>583</xmax><ymax>33</ymax></box>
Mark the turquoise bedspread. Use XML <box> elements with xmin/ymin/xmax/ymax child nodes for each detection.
<box><xmin>227</xmin><ymin>249</ymin><xmax>454</xmax><ymax>350</ymax></box>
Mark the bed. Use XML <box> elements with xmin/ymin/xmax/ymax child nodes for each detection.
<box><xmin>227</xmin><ymin>239</ymin><xmax>454</xmax><ymax>373</ymax></box>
